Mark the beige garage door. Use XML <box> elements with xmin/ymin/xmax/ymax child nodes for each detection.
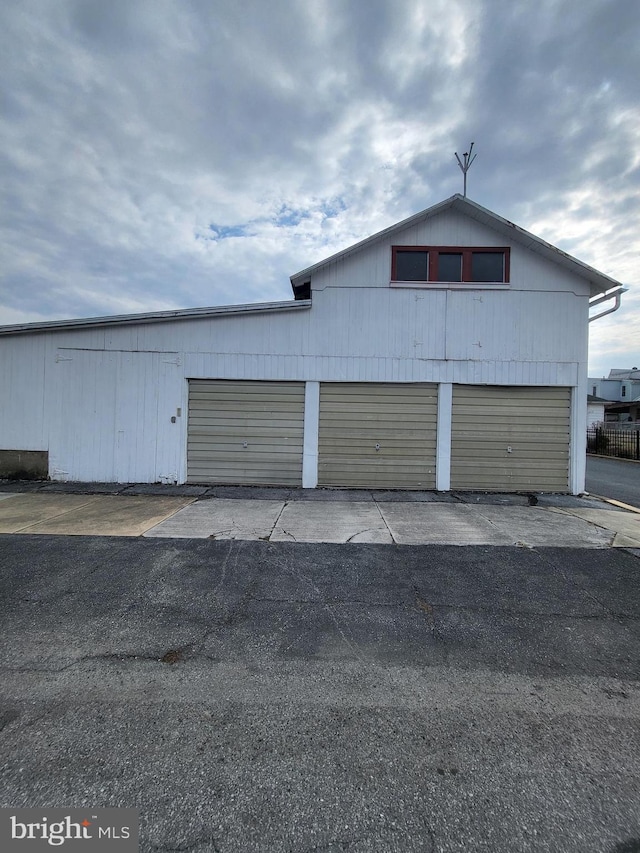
<box><xmin>318</xmin><ymin>383</ymin><xmax>438</xmax><ymax>489</ymax></box>
<box><xmin>450</xmin><ymin>385</ymin><xmax>570</xmax><ymax>491</ymax></box>
<box><xmin>187</xmin><ymin>380</ymin><xmax>305</xmax><ymax>485</ymax></box>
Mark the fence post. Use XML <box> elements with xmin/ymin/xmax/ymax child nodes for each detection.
<box><xmin>636</xmin><ymin>430</ymin><xmax>640</xmax><ymax>461</ymax></box>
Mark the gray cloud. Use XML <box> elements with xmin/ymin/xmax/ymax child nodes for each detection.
<box><xmin>0</xmin><ymin>0</ymin><xmax>638</xmax><ymax>372</ymax></box>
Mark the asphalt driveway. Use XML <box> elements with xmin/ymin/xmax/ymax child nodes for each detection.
<box><xmin>1</xmin><ymin>535</ymin><xmax>639</xmax><ymax>852</ymax></box>
<box><xmin>587</xmin><ymin>455</ymin><xmax>640</xmax><ymax>507</ymax></box>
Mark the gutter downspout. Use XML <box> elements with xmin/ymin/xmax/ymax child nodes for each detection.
<box><xmin>589</xmin><ymin>286</ymin><xmax>627</xmax><ymax>323</ymax></box>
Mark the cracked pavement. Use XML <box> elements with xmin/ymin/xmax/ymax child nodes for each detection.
<box><xmin>1</xmin><ymin>534</ymin><xmax>640</xmax><ymax>852</ymax></box>
<box><xmin>143</xmin><ymin>497</ymin><xmax>618</xmax><ymax>547</ymax></box>
<box><xmin>1</xmin><ymin>483</ymin><xmax>637</xmax><ymax>547</ymax></box>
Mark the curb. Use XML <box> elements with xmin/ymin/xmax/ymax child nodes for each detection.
<box><xmin>588</xmin><ymin>494</ymin><xmax>640</xmax><ymax>516</ymax></box>
<box><xmin>587</xmin><ymin>453</ymin><xmax>640</xmax><ymax>465</ymax></box>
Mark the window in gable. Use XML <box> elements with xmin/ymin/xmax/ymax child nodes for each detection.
<box><xmin>437</xmin><ymin>253</ymin><xmax>462</xmax><ymax>282</ymax></box>
<box><xmin>471</xmin><ymin>251</ymin><xmax>505</xmax><ymax>282</ymax></box>
<box><xmin>395</xmin><ymin>249</ymin><xmax>428</xmax><ymax>281</ymax></box>
<box><xmin>391</xmin><ymin>246</ymin><xmax>510</xmax><ymax>284</ymax></box>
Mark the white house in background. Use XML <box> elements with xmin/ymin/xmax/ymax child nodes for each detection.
<box><xmin>588</xmin><ymin>369</ymin><xmax>640</xmax><ymax>425</ymax></box>
<box><xmin>0</xmin><ymin>194</ymin><xmax>626</xmax><ymax>493</ymax></box>
<box><xmin>587</xmin><ymin>395</ymin><xmax>607</xmax><ymax>428</ymax></box>
<box><xmin>589</xmin><ymin>368</ymin><xmax>640</xmax><ymax>402</ymax></box>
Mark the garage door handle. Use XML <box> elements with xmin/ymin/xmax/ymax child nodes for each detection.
<box><xmin>243</xmin><ymin>442</ymin><xmax>248</xmax><ymax>449</ymax></box>
<box><xmin>375</xmin><ymin>443</ymin><xmax>381</xmax><ymax>451</ymax></box>
<box><xmin>507</xmin><ymin>446</ymin><xmax>513</xmax><ymax>453</ymax></box>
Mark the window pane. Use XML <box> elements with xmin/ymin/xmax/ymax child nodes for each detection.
<box><xmin>438</xmin><ymin>253</ymin><xmax>462</xmax><ymax>281</ymax></box>
<box><xmin>395</xmin><ymin>250</ymin><xmax>428</xmax><ymax>280</ymax></box>
<box><xmin>471</xmin><ymin>252</ymin><xmax>504</xmax><ymax>281</ymax></box>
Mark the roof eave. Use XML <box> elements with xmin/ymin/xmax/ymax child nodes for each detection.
<box><xmin>0</xmin><ymin>299</ymin><xmax>311</xmax><ymax>337</ymax></box>
<box><xmin>454</xmin><ymin>196</ymin><xmax>622</xmax><ymax>298</ymax></box>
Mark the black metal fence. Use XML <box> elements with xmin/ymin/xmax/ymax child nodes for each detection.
<box><xmin>587</xmin><ymin>426</ymin><xmax>640</xmax><ymax>460</ymax></box>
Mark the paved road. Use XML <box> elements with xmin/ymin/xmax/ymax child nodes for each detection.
<box><xmin>587</xmin><ymin>455</ymin><xmax>640</xmax><ymax>507</ymax></box>
<box><xmin>1</xmin><ymin>536</ymin><xmax>639</xmax><ymax>852</ymax></box>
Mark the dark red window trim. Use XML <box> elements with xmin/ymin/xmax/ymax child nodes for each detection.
<box><xmin>391</xmin><ymin>246</ymin><xmax>510</xmax><ymax>283</ymax></box>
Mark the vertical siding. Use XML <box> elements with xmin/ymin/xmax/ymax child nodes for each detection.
<box><xmin>445</xmin><ymin>290</ymin><xmax>586</xmax><ymax>362</ymax></box>
<box><xmin>48</xmin><ymin>349</ymin><xmax>183</xmax><ymax>482</ymax></box>
<box><xmin>0</xmin><ymin>334</ymin><xmax>48</xmax><ymax>449</ymax></box>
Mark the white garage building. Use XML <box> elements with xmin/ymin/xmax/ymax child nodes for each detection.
<box><xmin>0</xmin><ymin>195</ymin><xmax>625</xmax><ymax>493</ymax></box>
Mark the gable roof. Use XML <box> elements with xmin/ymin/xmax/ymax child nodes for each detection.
<box><xmin>290</xmin><ymin>194</ymin><xmax>624</xmax><ymax>299</ymax></box>
<box><xmin>607</xmin><ymin>368</ymin><xmax>640</xmax><ymax>380</ymax></box>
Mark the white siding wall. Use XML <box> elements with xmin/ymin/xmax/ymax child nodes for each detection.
<box><xmin>587</xmin><ymin>403</ymin><xmax>605</xmax><ymax>426</ymax></box>
<box><xmin>0</xmin><ymin>334</ymin><xmax>49</xmax><ymax>450</ymax></box>
<box><xmin>21</xmin><ymin>289</ymin><xmax>585</xmax><ymax>370</ymax></box>
<box><xmin>309</xmin><ymin>209</ymin><xmax>592</xmax><ymax>296</ymax></box>
<box><xmin>0</xmin><ymin>207</ymin><xmax>591</xmax><ymax>487</ymax></box>
<box><xmin>45</xmin><ymin>349</ymin><xmax>184</xmax><ymax>482</ymax></box>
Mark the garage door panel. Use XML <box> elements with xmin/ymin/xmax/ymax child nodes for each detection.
<box><xmin>452</xmin><ymin>409</ymin><xmax>570</xmax><ymax>420</ymax></box>
<box><xmin>189</xmin><ymin>425</ymin><xmax>303</xmax><ymax>439</ymax></box>
<box><xmin>189</xmin><ymin>449</ymin><xmax>302</xmax><ymax>463</ymax></box>
<box><xmin>452</xmin><ymin>418</ymin><xmax>570</xmax><ymax>431</ymax></box>
<box><xmin>451</xmin><ymin>459</ymin><xmax>569</xmax><ymax>472</ymax></box>
<box><xmin>323</xmin><ymin>404</ymin><xmax>435</xmax><ymax>420</ymax></box>
<box><xmin>455</xmin><ymin>386</ymin><xmax>566</xmax><ymax>398</ymax></box>
<box><xmin>323</xmin><ymin>447</ymin><xmax>435</xmax><ymax>459</ymax></box>
<box><xmin>453</xmin><ymin>399</ymin><xmax>569</xmax><ymax>408</ymax></box>
<box><xmin>322</xmin><ymin>460</ymin><xmax>433</xmax><ymax>472</ymax></box>
<box><xmin>329</xmin><ymin>386</ymin><xmax>437</xmax><ymax>399</ymax></box>
<box><xmin>189</xmin><ymin>400</ymin><xmax>302</xmax><ymax>412</ymax></box>
<box><xmin>451</xmin><ymin>385</ymin><xmax>570</xmax><ymax>492</ymax></box>
<box><xmin>452</xmin><ymin>439</ymin><xmax>568</xmax><ymax>452</ymax></box>
<box><xmin>187</xmin><ymin>380</ymin><xmax>304</xmax><ymax>486</ymax></box>
<box><xmin>450</xmin><ymin>458</ymin><xmax>570</xmax><ymax>472</ymax></box>
<box><xmin>321</xmin><ymin>439</ymin><xmax>436</xmax><ymax>451</ymax></box>
<box><xmin>189</xmin><ymin>407</ymin><xmax>301</xmax><ymax>418</ymax></box>
<box><xmin>334</xmin><ymin>400</ymin><xmax>437</xmax><ymax>410</ymax></box>
<box><xmin>318</xmin><ymin>383</ymin><xmax>437</xmax><ymax>489</ymax></box>
<box><xmin>318</xmin><ymin>469</ymin><xmax>435</xmax><ymax>488</ymax></box>
<box><xmin>452</xmin><ymin>409</ymin><xmax>569</xmax><ymax>420</ymax></box>
<box><xmin>451</xmin><ymin>474</ymin><xmax>569</xmax><ymax>490</ymax></box>
<box><xmin>189</xmin><ymin>434</ymin><xmax>302</xmax><ymax>447</ymax></box>
<box><xmin>188</xmin><ymin>422</ymin><xmax>304</xmax><ymax>432</ymax></box>
<box><xmin>453</xmin><ymin>430</ymin><xmax>569</xmax><ymax>440</ymax></box>
<box><xmin>192</xmin><ymin>468</ymin><xmax>300</xmax><ymax>486</ymax></box>
<box><xmin>189</xmin><ymin>382</ymin><xmax>302</xmax><ymax>394</ymax></box>
<box><xmin>320</xmin><ymin>422</ymin><xmax>437</xmax><ymax>434</ymax></box>
<box><xmin>188</xmin><ymin>458</ymin><xmax>302</xmax><ymax>469</ymax></box>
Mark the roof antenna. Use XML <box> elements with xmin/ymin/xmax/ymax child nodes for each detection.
<box><xmin>455</xmin><ymin>142</ymin><xmax>477</xmax><ymax>197</ymax></box>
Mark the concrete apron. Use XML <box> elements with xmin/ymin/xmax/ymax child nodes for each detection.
<box><xmin>144</xmin><ymin>499</ymin><xmax>614</xmax><ymax>547</ymax></box>
<box><xmin>548</xmin><ymin>506</ymin><xmax>640</xmax><ymax>548</ymax></box>
<box><xmin>0</xmin><ymin>492</ymin><xmax>635</xmax><ymax>546</ymax></box>
<box><xmin>0</xmin><ymin>493</ymin><xmax>194</xmax><ymax>536</ymax></box>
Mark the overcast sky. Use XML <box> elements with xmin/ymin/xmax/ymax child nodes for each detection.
<box><xmin>1</xmin><ymin>0</ymin><xmax>638</xmax><ymax>375</ymax></box>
